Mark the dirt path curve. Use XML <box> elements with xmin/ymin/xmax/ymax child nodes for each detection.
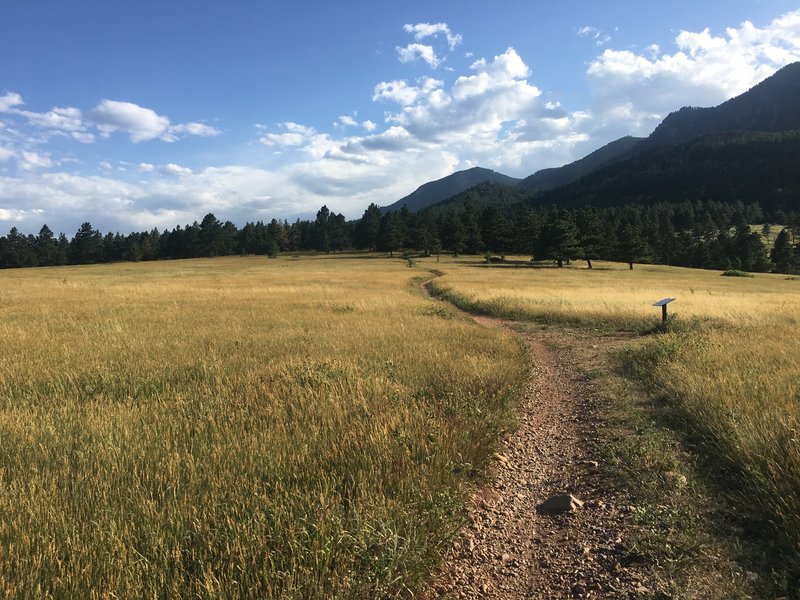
<box><xmin>423</xmin><ymin>282</ymin><xmax>649</xmax><ymax>599</ymax></box>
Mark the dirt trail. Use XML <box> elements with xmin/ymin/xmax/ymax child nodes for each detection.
<box><xmin>423</xmin><ymin>282</ymin><xmax>650</xmax><ymax>598</ymax></box>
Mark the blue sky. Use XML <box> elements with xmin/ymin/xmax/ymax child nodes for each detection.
<box><xmin>2</xmin><ymin>1</ymin><xmax>799</xmax><ymax>234</ymax></box>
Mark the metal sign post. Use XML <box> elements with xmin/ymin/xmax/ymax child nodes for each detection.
<box><xmin>652</xmin><ymin>298</ymin><xmax>676</xmax><ymax>323</ymax></box>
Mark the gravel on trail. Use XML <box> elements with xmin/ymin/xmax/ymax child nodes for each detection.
<box><xmin>432</xmin><ymin>314</ymin><xmax>653</xmax><ymax>599</ymax></box>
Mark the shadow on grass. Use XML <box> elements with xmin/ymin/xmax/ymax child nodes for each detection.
<box><xmin>614</xmin><ymin>340</ymin><xmax>800</xmax><ymax>596</ymax></box>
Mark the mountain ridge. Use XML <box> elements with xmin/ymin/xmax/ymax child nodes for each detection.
<box><xmin>380</xmin><ymin>167</ymin><xmax>520</xmax><ymax>213</ymax></box>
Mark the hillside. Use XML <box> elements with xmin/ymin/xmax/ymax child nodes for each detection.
<box><xmin>419</xmin><ymin>181</ymin><xmax>526</xmax><ymax>217</ymax></box>
<box><xmin>518</xmin><ymin>135</ymin><xmax>643</xmax><ymax>192</ymax></box>
<box><xmin>523</xmin><ymin>61</ymin><xmax>800</xmax><ymax>211</ymax></box>
<box><xmin>530</xmin><ymin>130</ymin><xmax>800</xmax><ymax>212</ymax></box>
<box><xmin>645</xmin><ymin>62</ymin><xmax>800</xmax><ymax>148</ymax></box>
<box><xmin>381</xmin><ymin>167</ymin><xmax>520</xmax><ymax>213</ymax></box>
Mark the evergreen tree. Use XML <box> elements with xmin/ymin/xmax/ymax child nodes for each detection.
<box><xmin>461</xmin><ymin>199</ymin><xmax>484</xmax><ymax>254</ymax></box>
<box><xmin>267</xmin><ymin>219</ymin><xmax>288</xmax><ymax>251</ymax></box>
<box><xmin>480</xmin><ymin>205</ymin><xmax>513</xmax><ymax>254</ymax></box>
<box><xmin>354</xmin><ymin>203</ymin><xmax>381</xmax><ymax>250</ymax></box>
<box><xmin>770</xmin><ymin>229</ymin><xmax>799</xmax><ymax>273</ymax></box>
<box><xmin>616</xmin><ymin>222</ymin><xmax>648</xmax><ymax>270</ymax></box>
<box><xmin>312</xmin><ymin>206</ymin><xmax>331</xmax><ymax>252</ymax></box>
<box><xmin>440</xmin><ymin>210</ymin><xmax>465</xmax><ymax>256</ymax></box>
<box><xmin>328</xmin><ymin>212</ymin><xmax>349</xmax><ymax>252</ymax></box>
<box><xmin>733</xmin><ymin>223</ymin><xmax>769</xmax><ymax>272</ymax></box>
<box><xmin>377</xmin><ymin>212</ymin><xmax>403</xmax><ymax>257</ymax></box>
<box><xmin>69</xmin><ymin>222</ymin><xmax>103</xmax><ymax>264</ymax></box>
<box><xmin>35</xmin><ymin>225</ymin><xmax>60</xmax><ymax>266</ymax></box>
<box><xmin>537</xmin><ymin>207</ymin><xmax>578</xmax><ymax>268</ymax></box>
<box><xmin>576</xmin><ymin>207</ymin><xmax>605</xmax><ymax>268</ymax></box>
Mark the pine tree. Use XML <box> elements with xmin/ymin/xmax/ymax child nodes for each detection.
<box><xmin>537</xmin><ymin>207</ymin><xmax>578</xmax><ymax>268</ymax></box>
<box><xmin>354</xmin><ymin>203</ymin><xmax>381</xmax><ymax>250</ymax></box>
<box><xmin>576</xmin><ymin>207</ymin><xmax>604</xmax><ymax>269</ymax></box>
<box><xmin>770</xmin><ymin>229</ymin><xmax>799</xmax><ymax>273</ymax></box>
<box><xmin>616</xmin><ymin>222</ymin><xmax>648</xmax><ymax>270</ymax></box>
<box><xmin>69</xmin><ymin>222</ymin><xmax>103</xmax><ymax>264</ymax></box>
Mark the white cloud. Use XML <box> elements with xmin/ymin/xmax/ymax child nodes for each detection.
<box><xmin>89</xmin><ymin>100</ymin><xmax>171</xmax><ymax>142</ymax></box>
<box><xmin>369</xmin><ymin>47</ymin><xmax>589</xmax><ymax>173</ymax></box>
<box><xmin>98</xmin><ymin>160</ymin><xmax>113</xmax><ymax>170</ymax></box>
<box><xmin>20</xmin><ymin>106</ymin><xmax>84</xmax><ymax>131</ymax></box>
<box><xmin>336</xmin><ymin>115</ymin><xmax>358</xmax><ymax>127</ymax></box>
<box><xmin>397</xmin><ymin>43</ymin><xmax>441</xmax><ymax>68</ymax></box>
<box><xmin>160</xmin><ymin>163</ymin><xmax>193</xmax><ymax>177</ymax></box>
<box><xmin>396</xmin><ymin>23</ymin><xmax>463</xmax><ymax>69</ymax></box>
<box><xmin>259</xmin><ymin>121</ymin><xmax>319</xmax><ymax>147</ymax></box>
<box><xmin>18</xmin><ymin>151</ymin><xmax>54</xmax><ymax>171</ymax></box>
<box><xmin>167</xmin><ymin>122</ymin><xmax>221</xmax><ymax>137</ymax></box>
<box><xmin>72</xmin><ymin>132</ymin><xmax>96</xmax><ymax>143</ymax></box>
<box><xmin>0</xmin><ymin>207</ymin><xmax>36</xmax><ymax>222</ymax></box>
<box><xmin>362</xmin><ymin>120</ymin><xmax>377</xmax><ymax>131</ymax></box>
<box><xmin>577</xmin><ymin>25</ymin><xmax>611</xmax><ymax>46</ymax></box>
<box><xmin>373</xmin><ymin>78</ymin><xmax>443</xmax><ymax>106</ymax></box>
<box><xmin>0</xmin><ymin>146</ymin><xmax>14</xmax><ymax>161</ymax></box>
<box><xmin>138</xmin><ymin>162</ymin><xmax>155</xmax><ymax>172</ymax></box>
<box><xmin>81</xmin><ymin>100</ymin><xmax>220</xmax><ymax>143</ymax></box>
<box><xmin>586</xmin><ymin>10</ymin><xmax>800</xmax><ymax>136</ymax></box>
<box><xmin>403</xmin><ymin>22</ymin><xmax>462</xmax><ymax>50</ymax></box>
<box><xmin>0</xmin><ymin>92</ymin><xmax>24</xmax><ymax>112</ymax></box>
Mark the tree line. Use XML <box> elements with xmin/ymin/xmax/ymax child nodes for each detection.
<box><xmin>2</xmin><ymin>198</ymin><xmax>799</xmax><ymax>274</ymax></box>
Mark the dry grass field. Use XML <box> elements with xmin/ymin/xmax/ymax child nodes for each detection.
<box><xmin>0</xmin><ymin>255</ymin><xmax>526</xmax><ymax>598</ymax></box>
<box><xmin>429</xmin><ymin>257</ymin><xmax>800</xmax><ymax>558</ymax></box>
<box><xmin>2</xmin><ymin>253</ymin><xmax>798</xmax><ymax>597</ymax></box>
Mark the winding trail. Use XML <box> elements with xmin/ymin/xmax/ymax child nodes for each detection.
<box><xmin>422</xmin><ymin>280</ymin><xmax>650</xmax><ymax>599</ymax></box>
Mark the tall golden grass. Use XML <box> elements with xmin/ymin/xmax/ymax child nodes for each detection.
<box><xmin>0</xmin><ymin>255</ymin><xmax>526</xmax><ymax>598</ymax></box>
<box><xmin>430</xmin><ymin>257</ymin><xmax>800</xmax><ymax>553</ymax></box>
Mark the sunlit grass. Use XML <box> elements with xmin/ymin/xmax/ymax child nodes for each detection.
<box><xmin>428</xmin><ymin>257</ymin><xmax>800</xmax><ymax>330</ymax></box>
<box><xmin>428</xmin><ymin>255</ymin><xmax>800</xmax><ymax>555</ymax></box>
<box><xmin>0</xmin><ymin>255</ymin><xmax>526</xmax><ymax>598</ymax></box>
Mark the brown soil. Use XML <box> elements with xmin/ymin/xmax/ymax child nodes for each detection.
<box><xmin>425</xmin><ymin>300</ymin><xmax>654</xmax><ymax>598</ymax></box>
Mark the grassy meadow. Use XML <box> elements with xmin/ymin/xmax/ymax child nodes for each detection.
<box><xmin>0</xmin><ymin>255</ymin><xmax>526</xmax><ymax>598</ymax></box>
<box><xmin>429</xmin><ymin>257</ymin><xmax>800</xmax><ymax>560</ymax></box>
<box><xmin>2</xmin><ymin>252</ymin><xmax>798</xmax><ymax>596</ymax></box>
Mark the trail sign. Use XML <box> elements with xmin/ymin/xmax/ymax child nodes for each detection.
<box><xmin>652</xmin><ymin>298</ymin><xmax>676</xmax><ymax>322</ymax></box>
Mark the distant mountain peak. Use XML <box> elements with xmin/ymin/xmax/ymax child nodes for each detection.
<box><xmin>381</xmin><ymin>167</ymin><xmax>520</xmax><ymax>213</ymax></box>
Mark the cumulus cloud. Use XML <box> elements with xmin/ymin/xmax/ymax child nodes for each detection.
<box><xmin>396</xmin><ymin>22</ymin><xmax>462</xmax><ymax>68</ymax></box>
<box><xmin>89</xmin><ymin>100</ymin><xmax>171</xmax><ymax>142</ymax></box>
<box><xmin>18</xmin><ymin>151</ymin><xmax>54</xmax><ymax>171</ymax></box>
<box><xmin>397</xmin><ymin>43</ymin><xmax>441</xmax><ymax>68</ymax></box>
<box><xmin>0</xmin><ymin>146</ymin><xmax>14</xmax><ymax>161</ymax></box>
<box><xmin>20</xmin><ymin>106</ymin><xmax>84</xmax><ymax>132</ymax></box>
<box><xmin>586</xmin><ymin>10</ymin><xmax>800</xmax><ymax>137</ymax></box>
<box><xmin>0</xmin><ymin>92</ymin><xmax>24</xmax><ymax>112</ymax></box>
<box><xmin>336</xmin><ymin>115</ymin><xmax>358</xmax><ymax>127</ymax></box>
<box><xmin>72</xmin><ymin>132</ymin><xmax>96</xmax><ymax>143</ymax></box>
<box><xmin>0</xmin><ymin>94</ymin><xmax>95</xmax><ymax>142</ymax></box>
<box><xmin>373</xmin><ymin>77</ymin><xmax>443</xmax><ymax>106</ymax></box>
<box><xmin>362</xmin><ymin>120</ymin><xmax>377</xmax><ymax>131</ymax></box>
<box><xmin>0</xmin><ymin>95</ymin><xmax>221</xmax><ymax>145</ymax></box>
<box><xmin>138</xmin><ymin>162</ymin><xmax>155</xmax><ymax>172</ymax></box>
<box><xmin>403</xmin><ymin>22</ymin><xmax>462</xmax><ymax>50</ymax></box>
<box><xmin>167</xmin><ymin>122</ymin><xmax>222</xmax><ymax>137</ymax></box>
<box><xmin>160</xmin><ymin>163</ymin><xmax>193</xmax><ymax>177</ymax></box>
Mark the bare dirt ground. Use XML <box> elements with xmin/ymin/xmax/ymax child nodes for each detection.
<box><xmin>429</xmin><ymin>310</ymin><xmax>655</xmax><ymax>599</ymax></box>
